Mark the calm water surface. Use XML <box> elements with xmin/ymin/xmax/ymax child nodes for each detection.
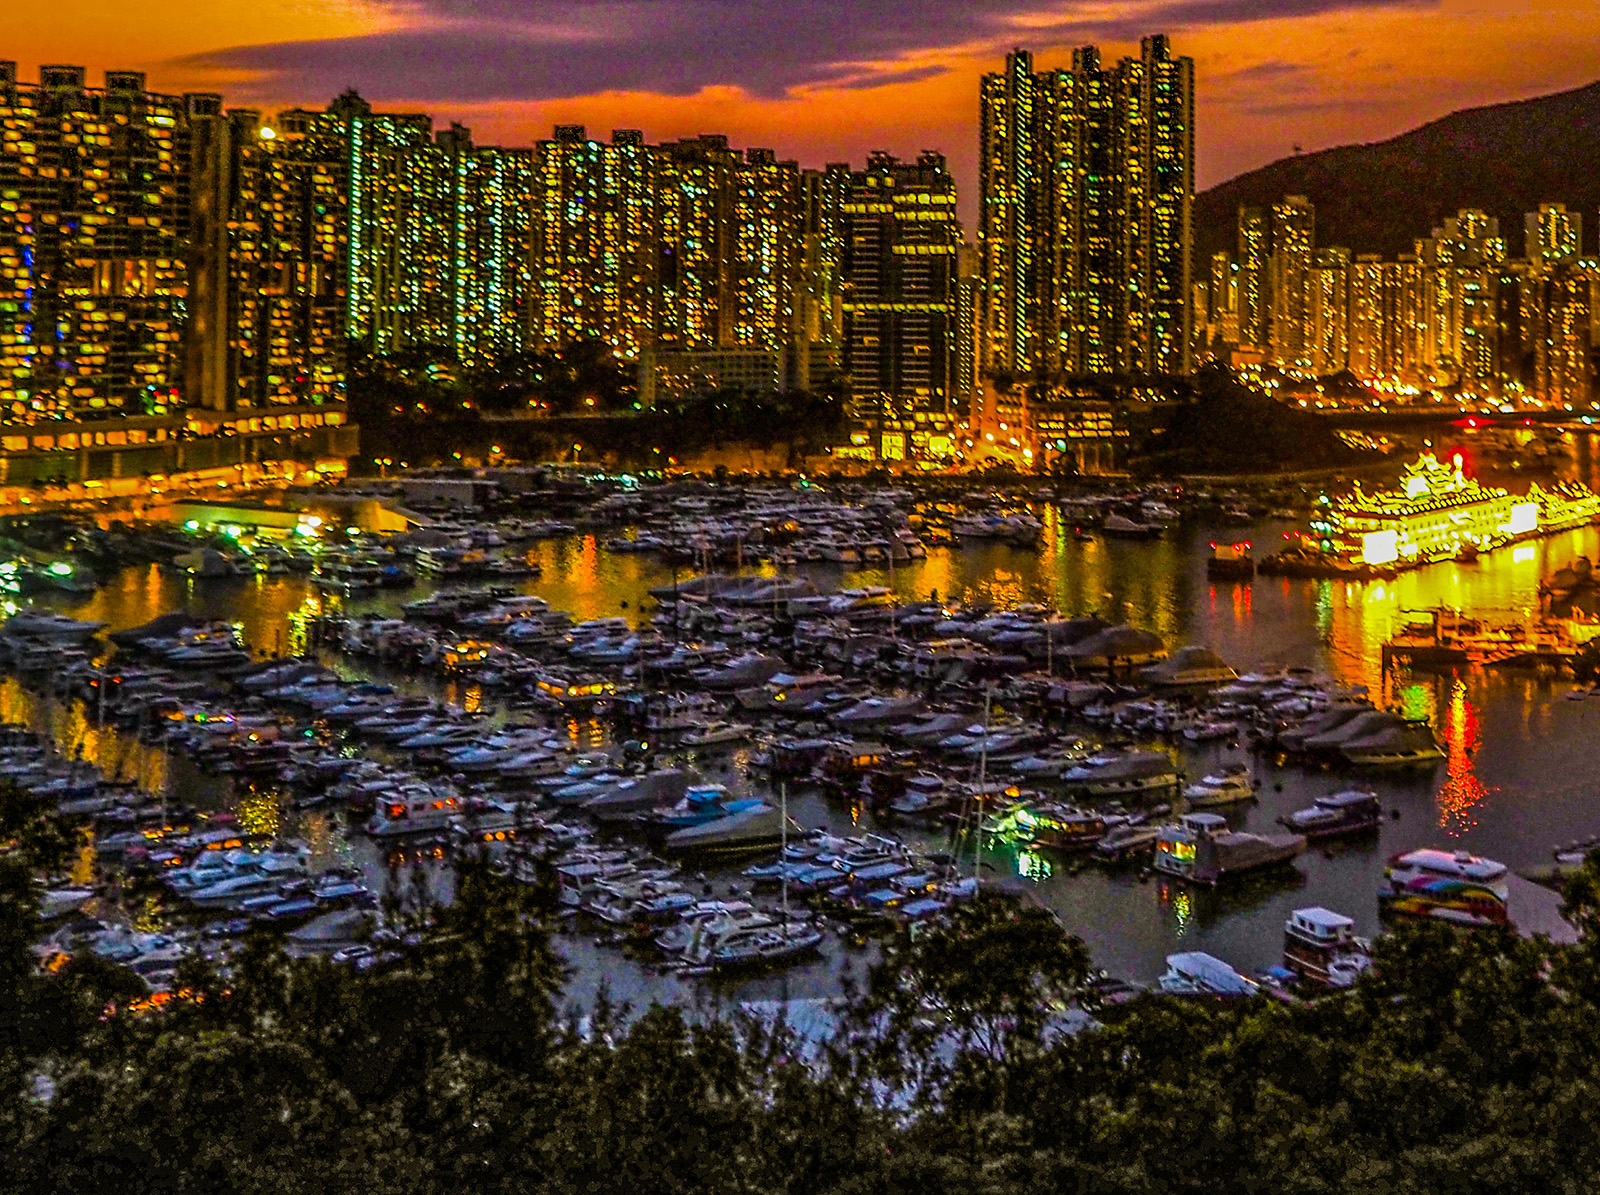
<box><xmin>19</xmin><ymin>485</ymin><xmax>1600</xmax><ymax>985</ymax></box>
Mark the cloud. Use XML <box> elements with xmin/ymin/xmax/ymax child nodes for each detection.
<box><xmin>184</xmin><ymin>0</ymin><xmax>1435</xmax><ymax>105</ymax></box>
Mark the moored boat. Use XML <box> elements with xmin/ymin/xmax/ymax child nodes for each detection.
<box><xmin>1378</xmin><ymin>848</ymin><xmax>1508</xmax><ymax>926</ymax></box>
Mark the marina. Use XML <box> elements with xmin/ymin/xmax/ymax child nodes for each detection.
<box><xmin>11</xmin><ymin>453</ymin><xmax>1600</xmax><ymax>997</ymax></box>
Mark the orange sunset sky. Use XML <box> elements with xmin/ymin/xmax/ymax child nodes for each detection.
<box><xmin>7</xmin><ymin>0</ymin><xmax>1600</xmax><ymax>206</ymax></box>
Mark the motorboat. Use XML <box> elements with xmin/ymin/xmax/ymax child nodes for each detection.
<box><xmin>1157</xmin><ymin>952</ymin><xmax>1260</xmax><ymax>998</ymax></box>
<box><xmin>1283</xmin><ymin>907</ymin><xmax>1372</xmax><ymax>988</ymax></box>
<box><xmin>1182</xmin><ymin>765</ymin><xmax>1255</xmax><ymax>808</ymax></box>
<box><xmin>1378</xmin><ymin>848</ymin><xmax>1508</xmax><ymax>926</ymax></box>
<box><xmin>1279</xmin><ymin>789</ymin><xmax>1382</xmax><ymax>838</ymax></box>
<box><xmin>1093</xmin><ymin>822</ymin><xmax>1161</xmax><ymax>862</ymax></box>
<box><xmin>664</xmin><ymin>802</ymin><xmax>786</xmax><ymax>856</ymax></box>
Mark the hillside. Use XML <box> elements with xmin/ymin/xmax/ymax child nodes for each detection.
<box><xmin>1195</xmin><ymin>79</ymin><xmax>1600</xmax><ymax>264</ymax></box>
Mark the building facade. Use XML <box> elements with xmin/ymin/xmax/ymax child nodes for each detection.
<box><xmin>978</xmin><ymin>37</ymin><xmax>1194</xmax><ymax>382</ymax></box>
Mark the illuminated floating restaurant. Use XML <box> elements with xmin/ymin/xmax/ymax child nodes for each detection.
<box><xmin>1323</xmin><ymin>452</ymin><xmax>1600</xmax><ymax>570</ymax></box>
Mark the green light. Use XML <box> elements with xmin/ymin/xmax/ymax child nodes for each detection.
<box><xmin>48</xmin><ymin>562</ymin><xmax>72</xmax><ymax>577</ymax></box>
<box><xmin>184</xmin><ymin>520</ymin><xmax>200</xmax><ymax>531</ymax></box>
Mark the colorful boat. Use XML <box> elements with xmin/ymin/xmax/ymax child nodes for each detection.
<box><xmin>1378</xmin><ymin>848</ymin><xmax>1508</xmax><ymax>926</ymax></box>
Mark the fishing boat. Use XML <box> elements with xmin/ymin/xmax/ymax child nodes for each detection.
<box><xmin>1378</xmin><ymin>848</ymin><xmax>1509</xmax><ymax>926</ymax></box>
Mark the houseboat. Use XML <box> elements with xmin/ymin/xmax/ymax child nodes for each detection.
<box><xmin>1283</xmin><ymin>906</ymin><xmax>1373</xmax><ymax>989</ymax></box>
<box><xmin>366</xmin><ymin>789</ymin><xmax>463</xmax><ymax>837</ymax></box>
<box><xmin>1154</xmin><ymin>812</ymin><xmax>1306</xmax><ymax>885</ymax></box>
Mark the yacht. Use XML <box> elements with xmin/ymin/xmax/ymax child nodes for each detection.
<box><xmin>1279</xmin><ymin>789</ymin><xmax>1382</xmax><ymax>838</ymax></box>
<box><xmin>1093</xmin><ymin>822</ymin><xmax>1161</xmax><ymax>862</ymax></box>
<box><xmin>1378</xmin><ymin>848</ymin><xmax>1508</xmax><ymax>926</ymax></box>
<box><xmin>1182</xmin><ymin>765</ymin><xmax>1255</xmax><ymax>808</ymax></box>
<box><xmin>1157</xmin><ymin>952</ymin><xmax>1260</xmax><ymax>998</ymax></box>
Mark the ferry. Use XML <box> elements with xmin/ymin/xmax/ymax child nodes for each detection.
<box><xmin>1378</xmin><ymin>848</ymin><xmax>1508</xmax><ymax>926</ymax></box>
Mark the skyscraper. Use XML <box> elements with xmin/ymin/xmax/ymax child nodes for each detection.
<box><xmin>1525</xmin><ymin>202</ymin><xmax>1582</xmax><ymax>265</ymax></box>
<box><xmin>1267</xmin><ymin>196</ymin><xmax>1314</xmax><ymax>373</ymax></box>
<box><xmin>838</xmin><ymin>150</ymin><xmax>964</xmax><ymax>460</ymax></box>
<box><xmin>0</xmin><ymin>65</ymin><xmax>191</xmax><ymax>419</ymax></box>
<box><xmin>185</xmin><ymin>101</ymin><xmax>348</xmax><ymax>411</ymax></box>
<box><xmin>977</xmin><ymin>37</ymin><xmax>1194</xmax><ymax>381</ymax></box>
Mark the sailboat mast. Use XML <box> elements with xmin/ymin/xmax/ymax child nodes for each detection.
<box><xmin>973</xmin><ymin>685</ymin><xmax>991</xmax><ymax>883</ymax></box>
<box><xmin>780</xmin><ymin>780</ymin><xmax>788</xmax><ymax>923</ymax></box>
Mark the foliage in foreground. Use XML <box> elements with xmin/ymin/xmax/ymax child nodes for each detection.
<box><xmin>5</xmin><ymin>849</ymin><xmax>1600</xmax><ymax>1193</ymax></box>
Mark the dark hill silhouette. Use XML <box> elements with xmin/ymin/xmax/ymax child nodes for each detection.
<box><xmin>1196</xmin><ymin>79</ymin><xmax>1600</xmax><ymax>264</ymax></box>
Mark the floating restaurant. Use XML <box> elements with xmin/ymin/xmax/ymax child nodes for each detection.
<box><xmin>1314</xmin><ymin>452</ymin><xmax>1600</xmax><ymax>570</ymax></box>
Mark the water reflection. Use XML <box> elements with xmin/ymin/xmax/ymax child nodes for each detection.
<box><xmin>1157</xmin><ymin>879</ymin><xmax>1194</xmax><ymax>936</ymax></box>
<box><xmin>1436</xmin><ymin>676</ymin><xmax>1490</xmax><ymax>836</ymax></box>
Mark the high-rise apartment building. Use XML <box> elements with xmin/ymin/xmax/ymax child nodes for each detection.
<box><xmin>0</xmin><ymin>65</ymin><xmax>191</xmax><ymax>420</ymax></box>
<box><xmin>531</xmin><ymin>126</ymin><xmax>656</xmax><ymax>359</ymax></box>
<box><xmin>978</xmin><ymin>37</ymin><xmax>1194</xmax><ymax>380</ymax></box>
<box><xmin>1525</xmin><ymin>202</ymin><xmax>1582</xmax><ymax>265</ymax></box>
<box><xmin>185</xmin><ymin>101</ymin><xmax>348</xmax><ymax>411</ymax></box>
<box><xmin>837</xmin><ymin>150</ymin><xmax>964</xmax><ymax>459</ymax></box>
<box><xmin>437</xmin><ymin>124</ymin><xmax>534</xmax><ymax>362</ymax></box>
<box><xmin>1267</xmin><ymin>196</ymin><xmax>1314</xmax><ymax>372</ymax></box>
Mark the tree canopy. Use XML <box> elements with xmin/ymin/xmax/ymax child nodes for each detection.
<box><xmin>6</xmin><ymin>838</ymin><xmax>1600</xmax><ymax>1193</ymax></box>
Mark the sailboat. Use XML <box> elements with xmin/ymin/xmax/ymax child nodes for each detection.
<box><xmin>708</xmin><ymin>781</ymin><xmax>823</xmax><ymax>968</ymax></box>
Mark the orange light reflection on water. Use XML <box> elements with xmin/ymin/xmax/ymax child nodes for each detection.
<box><xmin>1436</xmin><ymin>676</ymin><xmax>1490</xmax><ymax>835</ymax></box>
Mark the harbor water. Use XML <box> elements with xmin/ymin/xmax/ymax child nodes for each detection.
<box><xmin>18</xmin><ymin>500</ymin><xmax>1600</xmax><ymax>987</ymax></box>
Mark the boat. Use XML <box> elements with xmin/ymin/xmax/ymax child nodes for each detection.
<box><xmin>1061</xmin><ymin>751</ymin><xmax>1179</xmax><ymax>797</ymax></box>
<box><xmin>1157</xmin><ymin>951</ymin><xmax>1260</xmax><ymax>998</ymax></box>
<box><xmin>709</xmin><ymin>922</ymin><xmax>825</xmax><ymax>968</ymax></box>
<box><xmin>663</xmin><ymin>802</ymin><xmax>787</xmax><ymax>856</ymax></box>
<box><xmin>986</xmin><ymin>802</ymin><xmax>1107</xmax><ymax>852</ymax></box>
<box><xmin>681</xmin><ymin>722</ymin><xmax>747</xmax><ymax>748</ymax></box>
<box><xmin>1153</xmin><ymin>812</ymin><xmax>1306</xmax><ymax>885</ymax></box>
<box><xmin>1093</xmin><ymin>822</ymin><xmax>1160</xmax><ymax>862</ymax></box>
<box><xmin>1143</xmin><ymin>645</ymin><xmax>1238</xmax><ymax>688</ymax></box>
<box><xmin>1182</xmin><ymin>765</ymin><xmax>1254</xmax><ymax>808</ymax></box>
<box><xmin>1206</xmin><ymin>541</ymin><xmax>1255</xmax><ymax>580</ymax></box>
<box><xmin>1323</xmin><ymin>451</ymin><xmax>1559</xmax><ymax>570</ymax></box>
<box><xmin>1340</xmin><ymin>721</ymin><xmax>1444</xmax><ymax>768</ymax></box>
<box><xmin>1279</xmin><ymin>789</ymin><xmax>1382</xmax><ymax>838</ymax></box>
<box><xmin>1378</xmin><ymin>848</ymin><xmax>1509</xmax><ymax>926</ymax></box>
<box><xmin>3</xmin><ymin>611</ymin><xmax>106</xmax><ymax>641</ymax></box>
<box><xmin>365</xmin><ymin>790</ymin><xmax>463</xmax><ymax>837</ymax></box>
<box><xmin>1102</xmin><ymin>513</ymin><xmax>1160</xmax><ymax>539</ymax></box>
<box><xmin>1283</xmin><ymin>907</ymin><xmax>1373</xmax><ymax>988</ymax></box>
